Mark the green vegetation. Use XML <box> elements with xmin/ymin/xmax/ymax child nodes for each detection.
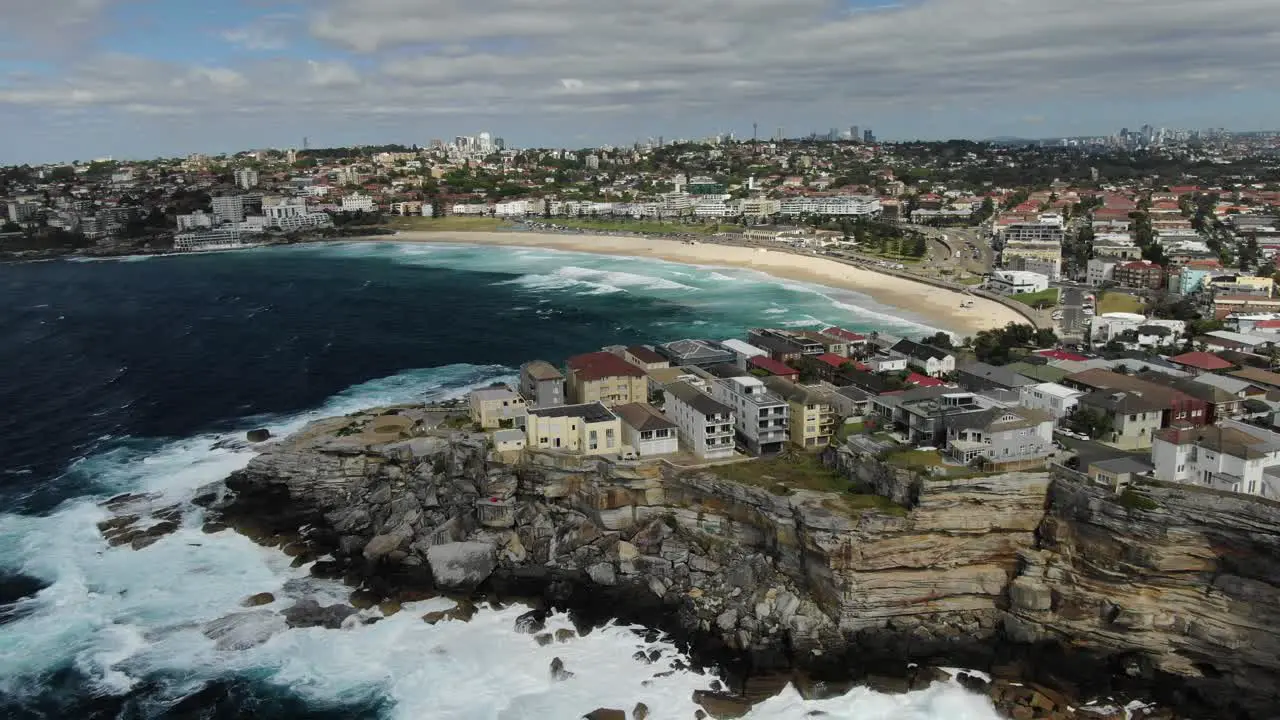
<box><xmin>439</xmin><ymin>414</ymin><xmax>474</xmax><ymax>430</ymax></box>
<box><xmin>884</xmin><ymin>449</ymin><xmax>945</xmax><ymax>470</ymax></box>
<box><xmin>1116</xmin><ymin>488</ymin><xmax>1160</xmax><ymax>512</ymax></box>
<box><xmin>835</xmin><ymin>422</ymin><xmax>866</xmax><ymax>443</ymax></box>
<box><xmin>385</xmin><ymin>216</ymin><xmax>512</xmax><ymax>232</ymax></box>
<box><xmin>1096</xmin><ymin>291</ymin><xmax>1146</xmax><ymax>315</ymax></box>
<box><xmin>709</xmin><ymin>453</ymin><xmax>907</xmax><ymax>516</ymax></box>
<box><xmin>1066</xmin><ymin>406</ymin><xmax>1114</xmax><ymax>440</ymax></box>
<box><xmin>1010</xmin><ymin>288</ymin><xmax>1060</xmax><ymax>309</ymax></box>
<box><xmin>969</xmin><ymin>323</ymin><xmax>1058</xmax><ymax>365</ymax></box>
<box><xmin>545</xmin><ymin>218</ymin><xmax>729</xmax><ymax>235</ymax></box>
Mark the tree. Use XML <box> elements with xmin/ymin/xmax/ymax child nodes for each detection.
<box><xmin>922</xmin><ymin>331</ymin><xmax>954</xmax><ymax>349</ymax></box>
<box><xmin>910</xmin><ymin>234</ymin><xmax>927</xmax><ymax>257</ymax></box>
<box><xmin>1066</xmin><ymin>407</ymin><xmax>1114</xmax><ymax>440</ymax></box>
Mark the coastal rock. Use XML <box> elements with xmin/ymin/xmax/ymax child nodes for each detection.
<box><xmin>550</xmin><ymin>657</ymin><xmax>574</xmax><ymax>681</ymax></box>
<box><xmin>426</xmin><ymin>542</ymin><xmax>496</xmax><ymax>590</ymax></box>
<box><xmin>241</xmin><ymin>592</ymin><xmax>276</xmax><ymax>607</ymax></box>
<box><xmin>201</xmin><ymin>610</ymin><xmax>288</xmax><ymax>651</ymax></box>
<box><xmin>632</xmin><ymin>702</ymin><xmax>649</xmax><ymax>720</ymax></box>
<box><xmin>247</xmin><ymin>429</ymin><xmax>272</xmax><ymax>443</ymax></box>
<box><xmin>514</xmin><ymin>609</ymin><xmax>546</xmax><ymax>634</ymax></box>
<box><xmin>282</xmin><ymin>598</ymin><xmax>356</xmax><ymax>629</ymax></box>
<box><xmin>583</xmin><ymin>710</ymin><xmax>625</xmax><ymax>720</ymax></box>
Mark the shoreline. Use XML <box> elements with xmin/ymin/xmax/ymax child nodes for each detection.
<box><xmin>360</xmin><ymin>230</ymin><xmax>1025</xmax><ymax>335</ymax></box>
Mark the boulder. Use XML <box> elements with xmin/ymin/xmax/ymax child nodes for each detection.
<box><xmin>241</xmin><ymin>592</ymin><xmax>276</xmax><ymax>607</ymax></box>
<box><xmin>363</xmin><ymin>533</ymin><xmax>406</xmax><ymax>561</ymax></box>
<box><xmin>555</xmin><ymin>628</ymin><xmax>576</xmax><ymax>643</ymax></box>
<box><xmin>246</xmin><ymin>429</ymin><xmax>272</xmax><ymax>443</ymax></box>
<box><xmin>692</xmin><ymin>691</ymin><xmax>752</xmax><ymax>719</ymax></box>
<box><xmin>426</xmin><ymin>542</ymin><xmax>497</xmax><ymax>591</ymax></box>
<box><xmin>201</xmin><ymin>610</ymin><xmax>288</xmax><ymax>651</ymax></box>
<box><xmin>583</xmin><ymin>710</ymin><xmax>626</xmax><ymax>720</ymax></box>
<box><xmin>551</xmin><ymin>656</ymin><xmax>575</xmax><ymax>681</ymax></box>
<box><xmin>515</xmin><ymin>609</ymin><xmax>547</xmax><ymax>634</ymax></box>
<box><xmin>282</xmin><ymin>598</ymin><xmax>356</xmax><ymax>629</ymax></box>
<box><xmin>633</xmin><ymin>703</ymin><xmax>649</xmax><ymax>720</ymax></box>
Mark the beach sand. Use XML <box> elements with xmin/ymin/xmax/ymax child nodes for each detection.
<box><xmin>367</xmin><ymin>231</ymin><xmax>1028</xmax><ymax>335</ymax></box>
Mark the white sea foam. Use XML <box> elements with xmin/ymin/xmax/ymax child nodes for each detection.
<box><xmin>0</xmin><ymin>361</ymin><xmax>1002</xmax><ymax>719</ymax></box>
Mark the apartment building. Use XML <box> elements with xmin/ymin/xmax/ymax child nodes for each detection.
<box><xmin>234</xmin><ymin>168</ymin><xmax>260</xmax><ymax>190</ymax></box>
<box><xmin>1113</xmin><ymin>260</ymin><xmax>1165</xmax><ymax>290</ymax></box>
<box><xmin>614</xmin><ymin>402</ymin><xmax>679</xmax><ymax>457</ymax></box>
<box><xmin>777</xmin><ymin>195</ymin><xmax>881</xmax><ymax>217</ymax></box>
<box><xmin>524</xmin><ymin>402</ymin><xmax>621</xmax><ymax>456</ymax></box>
<box><xmin>663</xmin><ymin>381</ymin><xmax>736</xmax><ymax>460</ymax></box>
<box><xmin>519</xmin><ymin>360</ymin><xmax>566</xmax><ymax>409</ymax></box>
<box><xmin>565</xmin><ymin>351</ymin><xmax>648</xmax><ymax>407</ymax></box>
<box><xmin>762</xmin><ymin>376</ymin><xmax>837</xmax><ymax>448</ymax></box>
<box><xmin>656</xmin><ymin>339</ymin><xmax>735</xmax><ymax>368</ymax></box>
<box><xmin>1065</xmin><ymin>369</ymin><xmax>1208</xmax><ymax>428</ymax></box>
<box><xmin>341</xmin><ymin>193</ymin><xmax>376</xmax><ymax>212</ymax></box>
<box><xmin>211</xmin><ymin>195</ymin><xmax>245</xmax><ymax>224</ymax></box>
<box><xmin>469</xmin><ymin>386</ymin><xmax>528</xmax><ymax>429</ymax></box>
<box><xmin>711</xmin><ymin>376</ymin><xmax>790</xmax><ymax>455</ymax></box>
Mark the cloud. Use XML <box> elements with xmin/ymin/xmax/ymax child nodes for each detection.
<box><xmin>0</xmin><ymin>0</ymin><xmax>117</xmax><ymax>56</ymax></box>
<box><xmin>221</xmin><ymin>13</ymin><xmax>298</xmax><ymax>51</ymax></box>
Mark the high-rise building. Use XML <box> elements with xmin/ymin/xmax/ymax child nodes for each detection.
<box><xmin>494</xmin><ymin>137</ymin><xmax>505</xmax><ymax>150</ymax></box>
<box><xmin>850</xmin><ymin>126</ymin><xmax>860</xmax><ymax>142</ymax></box>
<box><xmin>863</xmin><ymin>129</ymin><xmax>874</xmax><ymax>143</ymax></box>
<box><xmin>211</xmin><ymin>195</ymin><xmax>245</xmax><ymax>224</ymax></box>
<box><xmin>234</xmin><ymin>168</ymin><xmax>259</xmax><ymax>190</ymax></box>
<box><xmin>478</xmin><ymin>132</ymin><xmax>493</xmax><ymax>153</ymax></box>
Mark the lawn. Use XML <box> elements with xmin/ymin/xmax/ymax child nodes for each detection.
<box><xmin>835</xmin><ymin>421</ymin><xmax>866</xmax><ymax>443</ymax></box>
<box><xmin>1096</xmin><ymin>291</ymin><xmax>1146</xmax><ymax>314</ymax></box>
<box><xmin>384</xmin><ymin>216</ymin><xmax>513</xmax><ymax>232</ymax></box>
<box><xmin>708</xmin><ymin>454</ymin><xmax>908</xmax><ymax>517</ymax></box>
<box><xmin>1010</xmin><ymin>288</ymin><xmax>1060</xmax><ymax>308</ymax></box>
<box><xmin>884</xmin><ymin>449</ymin><xmax>946</xmax><ymax>470</ymax></box>
<box><xmin>546</xmin><ymin>218</ymin><xmax>728</xmax><ymax>235</ymax></box>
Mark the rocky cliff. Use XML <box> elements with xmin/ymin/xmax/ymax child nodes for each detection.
<box><xmin>199</xmin><ymin>409</ymin><xmax>1280</xmax><ymax>718</ymax></box>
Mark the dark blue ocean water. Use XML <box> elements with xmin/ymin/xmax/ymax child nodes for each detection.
<box><xmin>0</xmin><ymin>242</ymin><xmax>963</xmax><ymax>720</ymax></box>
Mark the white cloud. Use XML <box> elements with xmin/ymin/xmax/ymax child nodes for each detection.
<box><xmin>220</xmin><ymin>13</ymin><xmax>298</xmax><ymax>51</ymax></box>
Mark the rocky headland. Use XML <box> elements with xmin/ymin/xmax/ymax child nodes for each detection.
<box><xmin>101</xmin><ymin>406</ymin><xmax>1280</xmax><ymax>719</ymax></box>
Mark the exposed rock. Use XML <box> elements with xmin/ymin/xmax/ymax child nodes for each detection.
<box><xmin>582</xmin><ymin>710</ymin><xmax>625</xmax><ymax>720</ymax></box>
<box><xmin>550</xmin><ymin>657</ymin><xmax>574</xmax><ymax>681</ymax></box>
<box><xmin>534</xmin><ymin>632</ymin><xmax>554</xmax><ymax>646</ymax></box>
<box><xmin>692</xmin><ymin>691</ymin><xmax>751</xmax><ymax>719</ymax></box>
<box><xmin>242</xmin><ymin>592</ymin><xmax>275</xmax><ymax>607</ymax></box>
<box><xmin>514</xmin><ymin>609</ymin><xmax>546</xmax><ymax>634</ymax></box>
<box><xmin>554</xmin><ymin>628</ymin><xmax>576</xmax><ymax>643</ymax></box>
<box><xmin>282</xmin><ymin>598</ymin><xmax>356</xmax><ymax>629</ymax></box>
<box><xmin>426</xmin><ymin>542</ymin><xmax>496</xmax><ymax>591</ymax></box>
<box><xmin>201</xmin><ymin>610</ymin><xmax>288</xmax><ymax>650</ymax></box>
<box><xmin>632</xmin><ymin>702</ymin><xmax>649</xmax><ymax>720</ymax></box>
<box><xmin>247</xmin><ymin>429</ymin><xmax>272</xmax><ymax>443</ymax></box>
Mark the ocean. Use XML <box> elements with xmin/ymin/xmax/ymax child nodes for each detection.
<box><xmin>0</xmin><ymin>241</ymin><xmax>1000</xmax><ymax>719</ymax></box>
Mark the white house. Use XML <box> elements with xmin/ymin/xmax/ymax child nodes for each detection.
<box><xmin>985</xmin><ymin>270</ymin><xmax>1049</xmax><ymax>296</ymax></box>
<box><xmin>663</xmin><ymin>381</ymin><xmax>736</xmax><ymax>460</ymax></box>
<box><xmin>1018</xmin><ymin>382</ymin><xmax>1084</xmax><ymax>422</ymax></box>
<box><xmin>1151</xmin><ymin>420</ymin><xmax>1280</xmax><ymax>498</ymax></box>
<box><xmin>719</xmin><ymin>339</ymin><xmax>769</xmax><ymax>370</ymax></box>
<box><xmin>614</xmin><ymin>402</ymin><xmax>679</xmax><ymax>457</ymax></box>
<box><xmin>1090</xmin><ymin>313</ymin><xmax>1148</xmax><ymax>343</ymax></box>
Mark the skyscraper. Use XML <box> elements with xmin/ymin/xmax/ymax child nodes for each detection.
<box><xmin>850</xmin><ymin>126</ymin><xmax>860</xmax><ymax>142</ymax></box>
<box><xmin>863</xmin><ymin>129</ymin><xmax>874</xmax><ymax>143</ymax></box>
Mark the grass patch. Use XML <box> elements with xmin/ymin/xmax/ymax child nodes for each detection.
<box><xmin>1010</xmin><ymin>288</ymin><xmax>1060</xmax><ymax>308</ymax></box>
<box><xmin>884</xmin><ymin>449</ymin><xmax>945</xmax><ymax>469</ymax></box>
<box><xmin>1116</xmin><ymin>488</ymin><xmax>1160</xmax><ymax>512</ymax></box>
<box><xmin>544</xmin><ymin>218</ymin><xmax>728</xmax><ymax>235</ymax></box>
<box><xmin>1096</xmin><ymin>291</ymin><xmax>1146</xmax><ymax>315</ymax></box>
<box><xmin>958</xmin><ymin>276</ymin><xmax>986</xmax><ymax>286</ymax></box>
<box><xmin>709</xmin><ymin>454</ymin><xmax>909</xmax><ymax>517</ymax></box>
<box><xmin>835</xmin><ymin>422</ymin><xmax>866</xmax><ymax>443</ymax></box>
<box><xmin>384</xmin><ymin>216</ymin><xmax>511</xmax><ymax>232</ymax></box>
<box><xmin>439</xmin><ymin>414</ymin><xmax>475</xmax><ymax>430</ymax></box>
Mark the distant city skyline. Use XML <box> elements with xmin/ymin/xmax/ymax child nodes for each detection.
<box><xmin>2</xmin><ymin>0</ymin><xmax>1279</xmax><ymax>164</ymax></box>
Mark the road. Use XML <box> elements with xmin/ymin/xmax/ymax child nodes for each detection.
<box><xmin>1053</xmin><ymin>430</ymin><xmax>1149</xmax><ymax>470</ymax></box>
<box><xmin>1058</xmin><ymin>286</ymin><xmax>1087</xmax><ymax>340</ymax></box>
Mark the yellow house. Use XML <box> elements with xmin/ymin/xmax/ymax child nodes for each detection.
<box><xmin>469</xmin><ymin>386</ymin><xmax>528</xmax><ymax>429</ymax></box>
<box><xmin>763</xmin><ymin>376</ymin><xmax>837</xmax><ymax>448</ymax></box>
<box><xmin>524</xmin><ymin>402</ymin><xmax>622</xmax><ymax>456</ymax></box>
<box><xmin>566</xmin><ymin>351</ymin><xmax>649</xmax><ymax>407</ymax></box>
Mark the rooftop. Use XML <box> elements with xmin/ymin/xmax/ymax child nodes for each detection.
<box><xmin>665</xmin><ymin>381</ymin><xmax>733</xmax><ymax>417</ymax></box>
<box><xmin>522</xmin><ymin>360</ymin><xmax>564</xmax><ymax>381</ymax></box>
<box><xmin>749</xmin><ymin>356</ymin><xmax>799</xmax><ymax>376</ymax></box>
<box><xmin>567</xmin><ymin>351</ymin><xmax>646</xmax><ymax>381</ymax></box>
<box><xmin>625</xmin><ymin>346</ymin><xmax>667</xmax><ymax>364</ymax></box>
<box><xmin>472</xmin><ymin>386</ymin><xmax>521</xmax><ymax>401</ymax></box>
<box><xmin>1168</xmin><ymin>352</ymin><xmax>1234</xmax><ymax>372</ymax></box>
<box><xmin>613</xmin><ymin>402</ymin><xmax>677</xmax><ymax>432</ymax></box>
<box><xmin>530</xmin><ymin>401</ymin><xmax>617</xmax><ymax>423</ymax></box>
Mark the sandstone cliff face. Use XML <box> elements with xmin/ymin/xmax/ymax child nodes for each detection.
<box><xmin>1007</xmin><ymin>469</ymin><xmax>1280</xmax><ymax>716</ymax></box>
<box><xmin>218</xmin><ymin>413</ymin><xmax>1280</xmax><ymax>717</ymax></box>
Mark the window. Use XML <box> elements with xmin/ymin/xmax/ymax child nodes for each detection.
<box><xmin>606</xmin><ymin>429</ymin><xmax>616</xmax><ymax>448</ymax></box>
<box><xmin>588</xmin><ymin>430</ymin><xmax>598</xmax><ymax>450</ymax></box>
<box><xmin>1129</xmin><ymin>414</ymin><xmax>1137</xmax><ymax>421</ymax></box>
<box><xmin>640</xmin><ymin>430</ymin><xmax>653</xmax><ymax>440</ymax></box>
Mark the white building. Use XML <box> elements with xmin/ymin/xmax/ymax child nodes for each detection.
<box><xmin>985</xmin><ymin>270</ymin><xmax>1049</xmax><ymax>296</ymax></box>
<box><xmin>234</xmin><ymin>168</ymin><xmax>260</xmax><ymax>190</ymax></box>
<box><xmin>1086</xmin><ymin>258</ymin><xmax>1117</xmax><ymax>286</ymax></box>
<box><xmin>738</xmin><ymin>198</ymin><xmax>781</xmax><ymax>217</ymax></box>
<box><xmin>778</xmin><ymin>195</ymin><xmax>881</xmax><ymax>217</ymax></box>
<box><xmin>1152</xmin><ymin>420</ymin><xmax>1280</xmax><ymax>498</ymax></box>
<box><xmin>340</xmin><ymin>193</ymin><xmax>376</xmax><ymax>213</ymax></box>
<box><xmin>176</xmin><ymin>210</ymin><xmax>214</xmax><ymax>231</ymax></box>
<box><xmin>693</xmin><ymin>200</ymin><xmax>730</xmax><ymax>218</ymax></box>
<box><xmin>719</xmin><ymin>339</ymin><xmax>769</xmax><ymax>370</ymax></box>
<box><xmin>663</xmin><ymin>381</ymin><xmax>736</xmax><ymax>460</ymax></box>
<box><xmin>174</xmin><ymin>228</ymin><xmax>250</xmax><ymax>252</ymax></box>
<box><xmin>1018</xmin><ymin>382</ymin><xmax>1084</xmax><ymax>422</ymax></box>
<box><xmin>661</xmin><ymin>192</ymin><xmax>693</xmax><ymax>213</ymax></box>
<box><xmin>614</xmin><ymin>402</ymin><xmax>679</xmax><ymax>457</ymax></box>
<box><xmin>262</xmin><ymin>199</ymin><xmax>333</xmax><ymax>232</ymax></box>
<box><xmin>211</xmin><ymin>195</ymin><xmax>245</xmax><ymax>224</ymax></box>
<box><xmin>1090</xmin><ymin>312</ymin><xmax>1148</xmax><ymax>343</ymax></box>
<box><xmin>710</xmin><ymin>376</ymin><xmax>789</xmax><ymax>456</ymax></box>
<box><xmin>494</xmin><ymin>200</ymin><xmax>530</xmax><ymax>217</ymax></box>
<box><xmin>451</xmin><ymin>203</ymin><xmax>489</xmax><ymax>215</ymax></box>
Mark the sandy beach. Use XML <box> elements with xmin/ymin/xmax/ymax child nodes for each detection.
<box><xmin>367</xmin><ymin>231</ymin><xmax>1028</xmax><ymax>335</ymax></box>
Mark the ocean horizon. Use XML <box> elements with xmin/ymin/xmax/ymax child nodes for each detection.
<box><xmin>0</xmin><ymin>242</ymin><xmax>1000</xmax><ymax>719</ymax></box>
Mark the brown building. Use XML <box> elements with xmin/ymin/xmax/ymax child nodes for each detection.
<box><xmin>1064</xmin><ymin>369</ymin><xmax>1208</xmax><ymax>427</ymax></box>
<box><xmin>1112</xmin><ymin>260</ymin><xmax>1165</xmax><ymax>290</ymax></box>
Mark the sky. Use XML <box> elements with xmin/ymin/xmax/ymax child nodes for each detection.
<box><xmin>1</xmin><ymin>0</ymin><xmax>1279</xmax><ymax>164</ymax></box>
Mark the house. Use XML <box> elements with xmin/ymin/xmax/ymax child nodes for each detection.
<box><xmin>519</xmin><ymin>360</ymin><xmax>566</xmax><ymax>409</ymax></box>
<box><xmin>748</xmin><ymin>334</ymin><xmax>803</xmax><ymax>363</ymax></box>
<box><xmin>1018</xmin><ymin>382</ymin><xmax>1084</xmax><ymax>422</ymax></box>
<box><xmin>711</xmin><ymin>376</ymin><xmax>790</xmax><ymax>455</ymax></box>
<box><xmin>1064</xmin><ymin>369</ymin><xmax>1208</xmax><ymax>428</ymax></box>
<box><xmin>469</xmin><ymin>386</ymin><xmax>528</xmax><ymax>429</ymax></box>
<box><xmin>820</xmin><ymin>327</ymin><xmax>868</xmax><ymax>352</ymax></box>
<box><xmin>1136</xmin><ymin>371</ymin><xmax>1243</xmax><ymax>423</ymax></box>
<box><xmin>748</xmin><ymin>328</ymin><xmax>824</xmax><ymax>357</ymax></box>
<box><xmin>986</xmin><ymin>270</ymin><xmax>1050</xmax><ymax>296</ymax></box>
<box><xmin>566</xmin><ymin>351</ymin><xmax>649</xmax><ymax>407</ymax></box>
<box><xmin>871</xmin><ymin>389</ymin><xmax>999</xmax><ymax>446</ymax></box>
<box><xmin>614</xmin><ymin>402</ymin><xmax>679</xmax><ymax>457</ymax></box>
<box><xmin>656</xmin><ymin>339</ymin><xmax>736</xmax><ymax>368</ymax></box>
<box><xmin>719</xmin><ymin>339</ymin><xmax>769</xmax><ymax>370</ymax></box>
<box><xmin>762</xmin><ymin>376</ymin><xmax>837</xmax><ymax>448</ymax></box>
<box><xmin>956</xmin><ymin>362</ymin><xmax>1035</xmax><ymax>392</ymax></box>
<box><xmin>1213</xmin><ymin>295</ymin><xmax>1280</xmax><ymax>320</ymax></box>
<box><xmin>1075</xmin><ymin>390</ymin><xmax>1165</xmax><ymax>449</ymax></box>
<box><xmin>824</xmin><ymin>384</ymin><xmax>872</xmax><ymax>419</ymax></box>
<box><xmin>492</xmin><ymin>428</ymin><xmax>527</xmax><ymax>454</ymax></box>
<box><xmin>945</xmin><ymin>406</ymin><xmax>1054</xmax><ymax>471</ymax></box>
<box><xmin>890</xmin><ymin>339</ymin><xmax>956</xmax><ymax>377</ymax></box>
<box><xmin>809</xmin><ymin>353</ymin><xmax>853</xmax><ymax>383</ymax></box>
<box><xmin>748</xmin><ymin>355</ymin><xmax>800</xmax><ymax>381</ymax></box>
<box><xmin>524</xmin><ymin>402</ymin><xmax>622</xmax><ymax>456</ymax></box>
<box><xmin>1152</xmin><ymin>420</ymin><xmax>1280</xmax><ymax>498</ymax></box>
<box><xmin>1192</xmin><ymin>373</ymin><xmax>1269</xmax><ymax>404</ymax></box>
<box><xmin>1229</xmin><ymin>366</ymin><xmax>1280</xmax><ymax>395</ymax></box>
<box><xmin>863</xmin><ymin>351</ymin><xmax>910</xmax><ymax>373</ymax></box>
<box><xmin>663</xmin><ymin>381</ymin><xmax>736</xmax><ymax>460</ymax></box>
<box><xmin>622</xmin><ymin>346</ymin><xmax>670</xmax><ymax>371</ymax></box>
<box><xmin>1086</xmin><ymin>457</ymin><xmax>1153</xmax><ymax>491</ymax></box>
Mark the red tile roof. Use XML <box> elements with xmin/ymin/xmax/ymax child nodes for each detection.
<box><xmin>814</xmin><ymin>353</ymin><xmax>848</xmax><ymax>370</ymax></box>
<box><xmin>749</xmin><ymin>356</ymin><xmax>799</xmax><ymax>377</ymax></box>
<box><xmin>1169</xmin><ymin>352</ymin><xmax>1234</xmax><ymax>371</ymax></box>
<box><xmin>1254</xmin><ymin>320</ymin><xmax>1280</xmax><ymax>329</ymax></box>
<box><xmin>566</xmin><ymin>351</ymin><xmax>646</xmax><ymax>381</ymax></box>
<box><xmin>821</xmin><ymin>326</ymin><xmax>867</xmax><ymax>343</ymax></box>
<box><xmin>1035</xmin><ymin>349</ymin><xmax>1089</xmax><ymax>362</ymax></box>
<box><xmin>906</xmin><ymin>372</ymin><xmax>945</xmax><ymax>387</ymax></box>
